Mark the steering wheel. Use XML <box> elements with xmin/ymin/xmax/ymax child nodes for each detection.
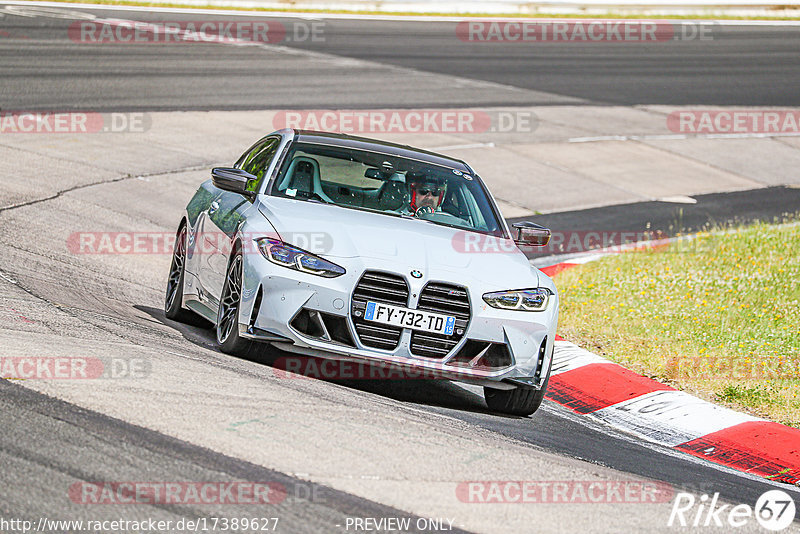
<box><xmin>414</xmin><ymin>206</ymin><xmax>434</xmax><ymax>218</ymax></box>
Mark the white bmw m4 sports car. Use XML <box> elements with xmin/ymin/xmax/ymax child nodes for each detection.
<box><xmin>165</xmin><ymin>129</ymin><xmax>558</xmax><ymax>415</ymax></box>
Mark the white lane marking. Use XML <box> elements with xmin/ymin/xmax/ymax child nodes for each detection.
<box><xmin>0</xmin><ymin>269</ymin><xmax>20</xmax><ymax>285</ymax></box>
<box><xmin>570</xmin><ymin>134</ymin><xmax>684</xmax><ymax>142</ymax></box>
<box><xmin>551</xmin><ymin>340</ymin><xmax>613</xmax><ymax>376</ymax></box>
<box><xmin>0</xmin><ymin>4</ymin><xmax>97</xmax><ymax>18</ymax></box>
<box><xmin>657</xmin><ymin>195</ymin><xmax>697</xmax><ymax>204</ymax></box>
<box><xmin>431</xmin><ymin>142</ymin><xmax>495</xmax><ymax>151</ymax></box>
<box><xmin>569</xmin><ymin>132</ymin><xmax>800</xmax><ymax>143</ymax></box>
<box><xmin>591</xmin><ymin>390</ymin><xmax>762</xmax><ymax>447</ymax></box>
<box><xmin>562</xmin><ymin>253</ymin><xmax>608</xmax><ymax>264</ymax></box>
<box><xmin>6</xmin><ymin>1</ymin><xmax>800</xmax><ymax>24</ymax></box>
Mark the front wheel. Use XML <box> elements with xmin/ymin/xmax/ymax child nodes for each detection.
<box><xmin>216</xmin><ymin>251</ymin><xmax>257</xmax><ymax>357</ymax></box>
<box><xmin>484</xmin><ymin>360</ymin><xmax>552</xmax><ymax>416</ymax></box>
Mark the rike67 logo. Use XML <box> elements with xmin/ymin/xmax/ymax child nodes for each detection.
<box><xmin>669</xmin><ymin>489</ymin><xmax>796</xmax><ymax>531</ymax></box>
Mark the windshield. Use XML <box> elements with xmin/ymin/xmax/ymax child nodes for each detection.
<box><xmin>270</xmin><ymin>142</ymin><xmax>505</xmax><ymax>237</ymax></box>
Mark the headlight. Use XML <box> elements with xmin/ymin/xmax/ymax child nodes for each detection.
<box><xmin>482</xmin><ymin>288</ymin><xmax>551</xmax><ymax>311</ymax></box>
<box><xmin>256</xmin><ymin>238</ymin><xmax>345</xmax><ymax>278</ymax></box>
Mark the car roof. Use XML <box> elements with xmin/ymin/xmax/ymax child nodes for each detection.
<box><xmin>291</xmin><ymin>129</ymin><xmax>473</xmax><ymax>173</ymax></box>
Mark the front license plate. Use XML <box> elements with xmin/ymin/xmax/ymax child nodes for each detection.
<box><xmin>364</xmin><ymin>301</ymin><xmax>455</xmax><ymax>335</ymax></box>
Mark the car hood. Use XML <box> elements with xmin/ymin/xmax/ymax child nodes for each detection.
<box><xmin>258</xmin><ymin>197</ymin><xmax>539</xmax><ymax>288</ymax></box>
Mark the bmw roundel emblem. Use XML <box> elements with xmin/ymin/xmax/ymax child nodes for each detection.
<box><xmin>410</xmin><ymin>270</ymin><xmax>423</xmax><ymax>279</ymax></box>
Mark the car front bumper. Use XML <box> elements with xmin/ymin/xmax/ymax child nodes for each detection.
<box><xmin>238</xmin><ymin>256</ymin><xmax>558</xmax><ymax>389</ymax></box>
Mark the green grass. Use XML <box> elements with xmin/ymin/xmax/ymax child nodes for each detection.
<box><xmin>29</xmin><ymin>0</ymin><xmax>800</xmax><ymax>20</ymax></box>
<box><xmin>553</xmin><ymin>218</ymin><xmax>800</xmax><ymax>427</ymax></box>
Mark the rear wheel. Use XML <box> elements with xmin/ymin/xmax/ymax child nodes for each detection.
<box><xmin>165</xmin><ymin>224</ymin><xmax>199</xmax><ymax>324</ymax></box>
<box><xmin>216</xmin><ymin>251</ymin><xmax>258</xmax><ymax>357</ymax></box>
<box><xmin>484</xmin><ymin>360</ymin><xmax>552</xmax><ymax>416</ymax></box>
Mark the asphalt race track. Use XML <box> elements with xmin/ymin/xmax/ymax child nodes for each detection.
<box><xmin>2</xmin><ymin>6</ymin><xmax>800</xmax><ymax>110</ymax></box>
<box><xmin>1</xmin><ymin>4</ymin><xmax>799</xmax><ymax>533</ymax></box>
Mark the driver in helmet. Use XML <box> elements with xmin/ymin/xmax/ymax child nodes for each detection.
<box><xmin>406</xmin><ymin>171</ymin><xmax>444</xmax><ymax>217</ymax></box>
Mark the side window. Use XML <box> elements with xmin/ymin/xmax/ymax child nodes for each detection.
<box><xmin>238</xmin><ymin>137</ymin><xmax>280</xmax><ymax>193</ymax></box>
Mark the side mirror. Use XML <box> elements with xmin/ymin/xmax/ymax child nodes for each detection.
<box><xmin>512</xmin><ymin>221</ymin><xmax>551</xmax><ymax>247</ymax></box>
<box><xmin>211</xmin><ymin>167</ymin><xmax>257</xmax><ymax>199</ymax></box>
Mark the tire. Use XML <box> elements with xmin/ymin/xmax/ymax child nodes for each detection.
<box><xmin>484</xmin><ymin>359</ymin><xmax>552</xmax><ymax>416</ymax></box>
<box><xmin>165</xmin><ymin>224</ymin><xmax>201</xmax><ymax>324</ymax></box>
<box><xmin>216</xmin><ymin>250</ymin><xmax>259</xmax><ymax>357</ymax></box>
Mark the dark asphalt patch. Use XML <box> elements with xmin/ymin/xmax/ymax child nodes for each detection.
<box><xmin>510</xmin><ymin>185</ymin><xmax>800</xmax><ymax>258</ymax></box>
<box><xmin>0</xmin><ymin>379</ymin><xmax>473</xmax><ymax>534</ymax></box>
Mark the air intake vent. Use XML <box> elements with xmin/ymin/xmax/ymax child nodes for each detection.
<box><xmin>534</xmin><ymin>337</ymin><xmax>548</xmax><ymax>380</ymax></box>
<box><xmin>449</xmin><ymin>340</ymin><xmax>513</xmax><ymax>371</ymax></box>
<box><xmin>410</xmin><ymin>282</ymin><xmax>470</xmax><ymax>359</ymax></box>
<box><xmin>351</xmin><ymin>271</ymin><xmax>409</xmax><ymax>350</ymax></box>
<box><xmin>290</xmin><ymin>308</ymin><xmax>356</xmax><ymax>347</ymax></box>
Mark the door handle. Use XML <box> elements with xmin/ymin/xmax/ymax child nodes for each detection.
<box><xmin>209</xmin><ymin>201</ymin><xmax>219</xmax><ymax>214</ymax></box>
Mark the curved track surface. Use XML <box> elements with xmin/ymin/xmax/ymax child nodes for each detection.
<box><xmin>1</xmin><ymin>5</ymin><xmax>800</xmax><ymax>110</ymax></box>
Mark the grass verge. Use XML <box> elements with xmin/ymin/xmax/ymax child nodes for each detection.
<box><xmin>553</xmin><ymin>218</ymin><xmax>800</xmax><ymax>427</ymax></box>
